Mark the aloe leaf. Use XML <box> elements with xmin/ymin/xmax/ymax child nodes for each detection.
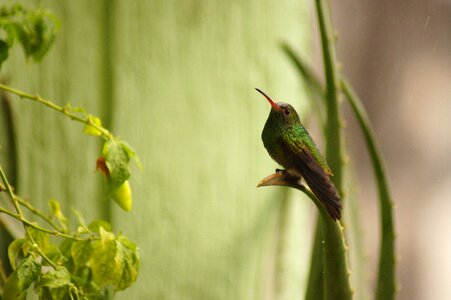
<box><xmin>341</xmin><ymin>78</ymin><xmax>396</xmax><ymax>300</ymax></box>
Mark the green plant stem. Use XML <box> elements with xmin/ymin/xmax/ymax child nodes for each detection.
<box><xmin>1</xmin><ymin>182</ymin><xmax>62</xmax><ymax>231</ymax></box>
<box><xmin>258</xmin><ymin>170</ymin><xmax>351</xmax><ymax>299</ymax></box>
<box><xmin>16</xmin><ymin>196</ymin><xmax>62</xmax><ymax>231</ymax></box>
<box><xmin>304</xmin><ymin>221</ymin><xmax>323</xmax><ymax>300</ymax></box>
<box><xmin>341</xmin><ymin>78</ymin><xmax>396</xmax><ymax>300</ymax></box>
<box><xmin>311</xmin><ymin>0</ymin><xmax>352</xmax><ymax>299</ymax></box>
<box><xmin>315</xmin><ymin>0</ymin><xmax>341</xmax><ymax>182</ymax></box>
<box><xmin>0</xmin><ymin>83</ymin><xmax>112</xmax><ymax>139</ymax></box>
<box><xmin>0</xmin><ymin>169</ymin><xmax>97</xmax><ymax>242</ymax></box>
<box><xmin>0</xmin><ymin>166</ymin><xmax>58</xmax><ymax>268</ymax></box>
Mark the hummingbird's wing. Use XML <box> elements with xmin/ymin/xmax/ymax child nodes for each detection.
<box><xmin>282</xmin><ymin>138</ymin><xmax>342</xmax><ymax>220</ymax></box>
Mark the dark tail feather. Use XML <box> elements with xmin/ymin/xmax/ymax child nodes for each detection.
<box><xmin>302</xmin><ymin>170</ymin><xmax>342</xmax><ymax>221</ymax></box>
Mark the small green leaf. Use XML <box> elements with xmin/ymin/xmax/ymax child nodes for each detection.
<box><xmin>99</xmin><ymin>226</ymin><xmax>115</xmax><ymax>243</ymax></box>
<box><xmin>83</xmin><ymin>115</ymin><xmax>103</xmax><ymax>136</ymax></box>
<box><xmin>8</xmin><ymin>238</ymin><xmax>26</xmax><ymax>270</ymax></box>
<box><xmin>48</xmin><ymin>199</ymin><xmax>68</xmax><ymax>231</ymax></box>
<box><xmin>87</xmin><ymin>219</ymin><xmax>112</xmax><ymax>233</ymax></box>
<box><xmin>28</xmin><ymin>226</ymin><xmax>49</xmax><ymax>249</ymax></box>
<box><xmin>119</xmin><ymin>141</ymin><xmax>142</xmax><ymax>170</ymax></box>
<box><xmin>71</xmin><ymin>208</ymin><xmax>86</xmax><ymax>226</ymax></box>
<box><xmin>71</xmin><ymin>240</ymin><xmax>92</xmax><ymax>267</ymax></box>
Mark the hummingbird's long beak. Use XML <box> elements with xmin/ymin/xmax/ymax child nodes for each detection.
<box><xmin>255</xmin><ymin>88</ymin><xmax>281</xmax><ymax>110</ymax></box>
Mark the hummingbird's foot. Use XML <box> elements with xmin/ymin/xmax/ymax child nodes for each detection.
<box><xmin>275</xmin><ymin>168</ymin><xmax>285</xmax><ymax>174</ymax></box>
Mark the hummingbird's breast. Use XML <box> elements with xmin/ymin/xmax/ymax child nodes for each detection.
<box><xmin>261</xmin><ymin>121</ymin><xmax>292</xmax><ymax>169</ymax></box>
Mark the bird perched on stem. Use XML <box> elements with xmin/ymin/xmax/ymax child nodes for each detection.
<box><xmin>256</xmin><ymin>88</ymin><xmax>341</xmax><ymax>220</ymax></box>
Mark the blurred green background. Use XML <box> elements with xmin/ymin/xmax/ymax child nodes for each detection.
<box><xmin>1</xmin><ymin>1</ymin><xmax>451</xmax><ymax>299</ymax></box>
<box><xmin>1</xmin><ymin>1</ymin><xmax>313</xmax><ymax>299</ymax></box>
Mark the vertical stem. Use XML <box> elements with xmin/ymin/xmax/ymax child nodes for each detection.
<box><xmin>341</xmin><ymin>78</ymin><xmax>396</xmax><ymax>300</ymax></box>
<box><xmin>0</xmin><ymin>167</ymin><xmax>57</xmax><ymax>269</ymax></box>
<box><xmin>99</xmin><ymin>0</ymin><xmax>116</xmax><ymax>223</ymax></box>
<box><xmin>312</xmin><ymin>0</ymin><xmax>352</xmax><ymax>299</ymax></box>
<box><xmin>315</xmin><ymin>0</ymin><xmax>342</xmax><ymax>179</ymax></box>
<box><xmin>304</xmin><ymin>220</ymin><xmax>324</xmax><ymax>300</ymax></box>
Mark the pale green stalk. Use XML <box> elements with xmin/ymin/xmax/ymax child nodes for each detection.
<box><xmin>341</xmin><ymin>78</ymin><xmax>396</xmax><ymax>300</ymax></box>
<box><xmin>0</xmin><ymin>83</ymin><xmax>112</xmax><ymax>140</ymax></box>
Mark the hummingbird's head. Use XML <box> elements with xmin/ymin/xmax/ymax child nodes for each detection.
<box><xmin>256</xmin><ymin>88</ymin><xmax>301</xmax><ymax>126</ymax></box>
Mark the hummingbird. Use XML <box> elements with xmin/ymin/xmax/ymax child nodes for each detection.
<box><xmin>256</xmin><ymin>88</ymin><xmax>342</xmax><ymax>220</ymax></box>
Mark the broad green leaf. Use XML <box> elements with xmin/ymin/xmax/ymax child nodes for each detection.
<box><xmin>103</xmin><ymin>139</ymin><xmax>130</xmax><ymax>194</ymax></box>
<box><xmin>115</xmin><ymin>236</ymin><xmax>140</xmax><ymax>291</ymax></box>
<box><xmin>59</xmin><ymin>239</ymin><xmax>73</xmax><ymax>258</ymax></box>
<box><xmin>16</xmin><ymin>256</ymin><xmax>41</xmax><ymax>288</ymax></box>
<box><xmin>49</xmin><ymin>287</ymin><xmax>71</xmax><ymax>300</ymax></box>
<box><xmin>36</xmin><ymin>267</ymin><xmax>72</xmax><ymax>289</ymax></box>
<box><xmin>117</xmin><ymin>235</ymin><xmax>137</xmax><ymax>252</ymax></box>
<box><xmin>3</xmin><ymin>256</ymin><xmax>41</xmax><ymax>299</ymax></box>
<box><xmin>43</xmin><ymin>245</ymin><xmax>66</xmax><ymax>266</ymax></box>
<box><xmin>28</xmin><ymin>226</ymin><xmax>50</xmax><ymax>249</ymax></box>
<box><xmin>71</xmin><ymin>239</ymin><xmax>92</xmax><ymax>267</ymax></box>
<box><xmin>90</xmin><ymin>228</ymin><xmax>123</xmax><ymax>288</ymax></box>
<box><xmin>8</xmin><ymin>238</ymin><xmax>26</xmax><ymax>270</ymax></box>
<box><xmin>36</xmin><ymin>286</ymin><xmax>69</xmax><ymax>300</ymax></box>
<box><xmin>35</xmin><ymin>267</ymin><xmax>73</xmax><ymax>300</ymax></box>
<box><xmin>83</xmin><ymin>115</ymin><xmax>103</xmax><ymax>136</ymax></box>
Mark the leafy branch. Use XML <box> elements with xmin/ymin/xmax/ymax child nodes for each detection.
<box><xmin>0</xmin><ymin>3</ymin><xmax>141</xmax><ymax>298</ymax></box>
<box><xmin>0</xmin><ymin>81</ymin><xmax>140</xmax><ymax>212</ymax></box>
<box><xmin>0</xmin><ymin>174</ymin><xmax>95</xmax><ymax>242</ymax></box>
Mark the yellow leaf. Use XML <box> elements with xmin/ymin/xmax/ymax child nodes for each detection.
<box><xmin>83</xmin><ymin>115</ymin><xmax>102</xmax><ymax>136</ymax></box>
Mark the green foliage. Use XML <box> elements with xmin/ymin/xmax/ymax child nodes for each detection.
<box><xmin>0</xmin><ymin>3</ymin><xmax>59</xmax><ymax>67</ymax></box>
<box><xmin>0</xmin><ymin>3</ymin><xmax>140</xmax><ymax>298</ymax></box>
<box><xmin>3</xmin><ymin>216</ymin><xmax>139</xmax><ymax>299</ymax></box>
<box><xmin>99</xmin><ymin>139</ymin><xmax>139</xmax><ymax>212</ymax></box>
<box><xmin>3</xmin><ymin>256</ymin><xmax>41</xmax><ymax>299</ymax></box>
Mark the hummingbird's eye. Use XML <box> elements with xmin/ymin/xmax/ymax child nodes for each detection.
<box><xmin>285</xmin><ymin>109</ymin><xmax>290</xmax><ymax>115</ymax></box>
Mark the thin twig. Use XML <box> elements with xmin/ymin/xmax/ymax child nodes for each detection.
<box><xmin>0</xmin><ymin>83</ymin><xmax>113</xmax><ymax>139</ymax></box>
<box><xmin>0</xmin><ymin>166</ymin><xmax>58</xmax><ymax>268</ymax></box>
<box><xmin>16</xmin><ymin>196</ymin><xmax>62</xmax><ymax>231</ymax></box>
<box><xmin>0</xmin><ymin>168</ymin><xmax>98</xmax><ymax>243</ymax></box>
